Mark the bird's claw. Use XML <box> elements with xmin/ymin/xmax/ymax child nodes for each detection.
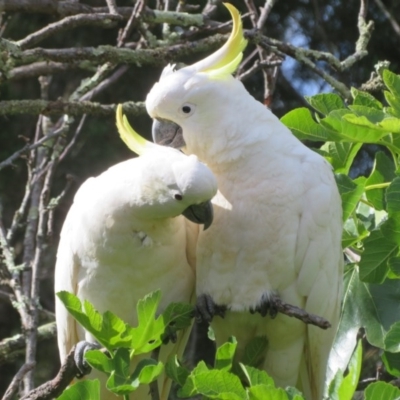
<box><xmin>195</xmin><ymin>294</ymin><xmax>227</xmax><ymax>323</ymax></box>
<box><xmin>250</xmin><ymin>292</ymin><xmax>279</xmax><ymax>318</ymax></box>
<box><xmin>74</xmin><ymin>341</ymin><xmax>101</xmax><ymax>378</ymax></box>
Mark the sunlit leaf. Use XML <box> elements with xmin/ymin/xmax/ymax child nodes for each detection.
<box><xmin>364</xmin><ymin>381</ymin><xmax>400</xmax><ymax>400</ymax></box>
<box><xmin>305</xmin><ymin>93</ymin><xmax>346</xmax><ymax>115</ymax></box>
<box><xmin>215</xmin><ymin>336</ymin><xmax>237</xmax><ymax>371</ymax></box>
<box><xmin>56</xmin><ymin>380</ymin><xmax>100</xmax><ymax>400</ymax></box>
<box><xmin>337</xmin><ymin>340</ymin><xmax>362</xmax><ymax>400</ymax></box>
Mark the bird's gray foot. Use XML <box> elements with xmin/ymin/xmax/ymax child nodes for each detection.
<box><xmin>195</xmin><ymin>294</ymin><xmax>227</xmax><ymax>323</ymax></box>
<box><xmin>74</xmin><ymin>340</ymin><xmax>101</xmax><ymax>378</ymax></box>
<box><xmin>250</xmin><ymin>292</ymin><xmax>279</xmax><ymax>318</ymax></box>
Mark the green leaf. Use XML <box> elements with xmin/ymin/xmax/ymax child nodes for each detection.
<box><xmin>320</xmin><ymin>142</ymin><xmax>361</xmax><ymax>174</ymax></box>
<box><xmin>165</xmin><ymin>355</ymin><xmax>189</xmax><ymax>386</ymax></box>
<box><xmin>388</xmin><ymin>256</ymin><xmax>400</xmax><ymax>278</ymax></box>
<box><xmin>85</xmin><ymin>350</ymin><xmax>113</xmax><ymax>374</ymax></box>
<box><xmin>382</xmin><ymin>351</ymin><xmax>400</xmax><ymax>377</ymax></box>
<box><xmin>161</xmin><ymin>302</ymin><xmax>193</xmax><ymax>342</ymax></box>
<box><xmin>124</xmin><ymin>290</ymin><xmax>167</xmax><ymax>354</ymax></box>
<box><xmin>359</xmin><ymin>228</ymin><xmax>396</xmax><ymax>283</ymax></box>
<box><xmin>351</xmin><ymin>87</ymin><xmax>383</xmax><ymax>109</ymax></box>
<box><xmin>365</xmin><ymin>152</ymin><xmax>395</xmax><ymax>210</ymax></box>
<box><xmin>384</xmin><ymin>321</ymin><xmax>400</xmax><ymax>352</ymax></box>
<box><xmin>239</xmin><ymin>363</ymin><xmax>274</xmax><ymax>387</ymax></box>
<box><xmin>56</xmin><ymin>380</ymin><xmax>100</xmax><ymax>400</ymax></box>
<box><xmin>280</xmin><ymin>108</ymin><xmax>340</xmax><ymax>142</ymax></box>
<box><xmin>215</xmin><ymin>336</ymin><xmax>237</xmax><ymax>371</ymax></box>
<box><xmin>327</xmin><ymin>265</ymin><xmax>400</xmax><ymax>386</ymax></box>
<box><xmin>130</xmin><ymin>359</ymin><xmax>163</xmax><ymax>385</ymax></box>
<box><xmin>340</xmin><ymin>114</ymin><xmax>391</xmax><ymax>142</ymax></box>
<box><xmin>56</xmin><ymin>292</ymin><xmax>131</xmax><ymax>352</ymax></box>
<box><xmin>285</xmin><ymin>387</ymin><xmax>306</xmax><ymax>400</ymax></box>
<box><xmin>364</xmin><ymin>381</ymin><xmax>400</xmax><ymax>400</ymax></box>
<box><xmin>178</xmin><ymin>362</ymin><xmax>247</xmax><ymax>400</ymax></box>
<box><xmin>248</xmin><ymin>385</ymin><xmax>289</xmax><ymax>400</ymax></box>
<box><xmin>242</xmin><ymin>336</ymin><xmax>268</xmax><ymax>368</ymax></box>
<box><xmin>348</xmin><ymin>105</ymin><xmax>386</xmax><ymax>124</ymax></box>
<box><xmin>335</xmin><ymin>174</ymin><xmax>365</xmax><ymax>222</ymax></box>
<box><xmin>383</xmin><ymin>69</ymin><xmax>400</xmax><ymax>118</ymax></box>
<box><xmin>305</xmin><ymin>93</ymin><xmax>346</xmax><ymax>115</ymax></box>
<box><xmin>337</xmin><ymin>340</ymin><xmax>362</xmax><ymax>400</ymax></box>
<box><xmin>386</xmin><ymin>177</ymin><xmax>400</xmax><ymax>214</ymax></box>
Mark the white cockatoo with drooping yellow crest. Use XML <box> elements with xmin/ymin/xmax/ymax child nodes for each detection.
<box><xmin>145</xmin><ymin>3</ymin><xmax>343</xmax><ymax>399</ymax></box>
<box><xmin>54</xmin><ymin>105</ymin><xmax>218</xmax><ymax>400</ymax></box>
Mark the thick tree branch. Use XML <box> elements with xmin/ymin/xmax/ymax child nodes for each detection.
<box><xmin>15</xmin><ymin>35</ymin><xmax>225</xmax><ymax>68</ymax></box>
<box><xmin>20</xmin><ymin>346</ymin><xmax>80</xmax><ymax>400</ymax></box>
<box><xmin>0</xmin><ymin>100</ymin><xmax>145</xmax><ymax>117</ymax></box>
<box><xmin>2</xmin><ymin>362</ymin><xmax>35</xmax><ymax>400</ymax></box>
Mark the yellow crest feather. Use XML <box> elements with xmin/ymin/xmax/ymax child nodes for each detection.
<box><xmin>173</xmin><ymin>3</ymin><xmax>246</xmax><ymax>78</ymax></box>
<box><xmin>201</xmin><ymin>3</ymin><xmax>248</xmax><ymax>77</ymax></box>
<box><xmin>116</xmin><ymin>104</ymin><xmax>155</xmax><ymax>156</ymax></box>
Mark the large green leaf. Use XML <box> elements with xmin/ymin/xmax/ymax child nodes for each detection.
<box><xmin>215</xmin><ymin>336</ymin><xmax>237</xmax><ymax>371</ymax></box>
<box><xmin>321</xmin><ymin>142</ymin><xmax>361</xmax><ymax>174</ymax></box>
<box><xmin>241</xmin><ymin>336</ymin><xmax>268</xmax><ymax>368</ymax></box>
<box><xmin>364</xmin><ymin>381</ymin><xmax>400</xmax><ymax>400</ymax></box>
<box><xmin>305</xmin><ymin>93</ymin><xmax>345</xmax><ymax>115</ymax></box>
<box><xmin>335</xmin><ymin>174</ymin><xmax>365</xmax><ymax>222</ymax></box>
<box><xmin>351</xmin><ymin>87</ymin><xmax>383</xmax><ymax>109</ymax></box>
<box><xmin>337</xmin><ymin>340</ymin><xmax>362</xmax><ymax>400</ymax></box>
<box><xmin>248</xmin><ymin>385</ymin><xmax>289</xmax><ymax>400</ymax></box>
<box><xmin>239</xmin><ymin>364</ymin><xmax>274</xmax><ymax>387</ymax></box>
<box><xmin>383</xmin><ymin>69</ymin><xmax>400</xmax><ymax>118</ymax></box>
<box><xmin>359</xmin><ymin>228</ymin><xmax>397</xmax><ymax>283</ymax></box>
<box><xmin>280</xmin><ymin>108</ymin><xmax>340</xmax><ymax>141</ymax></box>
<box><xmin>326</xmin><ymin>265</ymin><xmax>400</xmax><ymax>387</ymax></box>
<box><xmin>165</xmin><ymin>355</ymin><xmax>190</xmax><ymax>386</ymax></box>
<box><xmin>56</xmin><ymin>292</ymin><xmax>132</xmax><ymax>352</ymax></box>
<box><xmin>56</xmin><ymin>380</ymin><xmax>100</xmax><ymax>400</ymax></box>
<box><xmin>365</xmin><ymin>152</ymin><xmax>395</xmax><ymax>211</ymax></box>
<box><xmin>178</xmin><ymin>361</ymin><xmax>247</xmax><ymax>400</ymax></box>
<box><xmin>386</xmin><ymin>177</ymin><xmax>400</xmax><ymax>214</ymax></box>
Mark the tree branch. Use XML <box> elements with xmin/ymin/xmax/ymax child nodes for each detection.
<box><xmin>274</xmin><ymin>298</ymin><xmax>331</xmax><ymax>330</ymax></box>
<box><xmin>17</xmin><ymin>14</ymin><xmax>124</xmax><ymax>50</ymax></box>
<box><xmin>20</xmin><ymin>346</ymin><xmax>80</xmax><ymax>400</ymax></box>
<box><xmin>2</xmin><ymin>362</ymin><xmax>36</xmax><ymax>400</ymax></box>
<box><xmin>0</xmin><ymin>100</ymin><xmax>145</xmax><ymax>117</ymax></box>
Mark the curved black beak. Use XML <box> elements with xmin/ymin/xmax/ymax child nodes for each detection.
<box><xmin>182</xmin><ymin>200</ymin><xmax>214</xmax><ymax>230</ymax></box>
<box><xmin>152</xmin><ymin>118</ymin><xmax>185</xmax><ymax>149</ymax></box>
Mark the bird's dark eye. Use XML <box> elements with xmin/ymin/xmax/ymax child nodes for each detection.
<box><xmin>182</xmin><ymin>106</ymin><xmax>191</xmax><ymax>114</ymax></box>
<box><xmin>174</xmin><ymin>194</ymin><xmax>183</xmax><ymax>201</ymax></box>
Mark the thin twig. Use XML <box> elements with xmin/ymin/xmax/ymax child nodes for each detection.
<box><xmin>2</xmin><ymin>362</ymin><xmax>35</xmax><ymax>400</ymax></box>
<box><xmin>373</xmin><ymin>0</ymin><xmax>400</xmax><ymax>37</ymax></box>
<box><xmin>117</xmin><ymin>0</ymin><xmax>146</xmax><ymax>47</ymax></box>
<box><xmin>17</xmin><ymin>14</ymin><xmax>123</xmax><ymax>50</ymax></box>
<box><xmin>238</xmin><ymin>59</ymin><xmax>282</xmax><ymax>81</ymax></box>
<box><xmin>79</xmin><ymin>65</ymin><xmax>129</xmax><ymax>101</ymax></box>
<box><xmin>105</xmin><ymin>0</ymin><xmax>119</xmax><ymax>15</ymax></box>
<box><xmin>0</xmin><ymin>126</ymin><xmax>65</xmax><ymax>171</ymax></box>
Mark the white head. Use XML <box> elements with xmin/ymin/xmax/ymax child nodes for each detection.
<box><xmin>115</xmin><ymin>105</ymin><xmax>217</xmax><ymax>227</ymax></box>
<box><xmin>145</xmin><ymin>4</ymin><xmax>255</xmax><ymax>162</ymax></box>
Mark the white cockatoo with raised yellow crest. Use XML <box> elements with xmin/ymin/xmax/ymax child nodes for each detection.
<box><xmin>54</xmin><ymin>105</ymin><xmax>218</xmax><ymax>400</ymax></box>
<box><xmin>145</xmin><ymin>4</ymin><xmax>343</xmax><ymax>399</ymax></box>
